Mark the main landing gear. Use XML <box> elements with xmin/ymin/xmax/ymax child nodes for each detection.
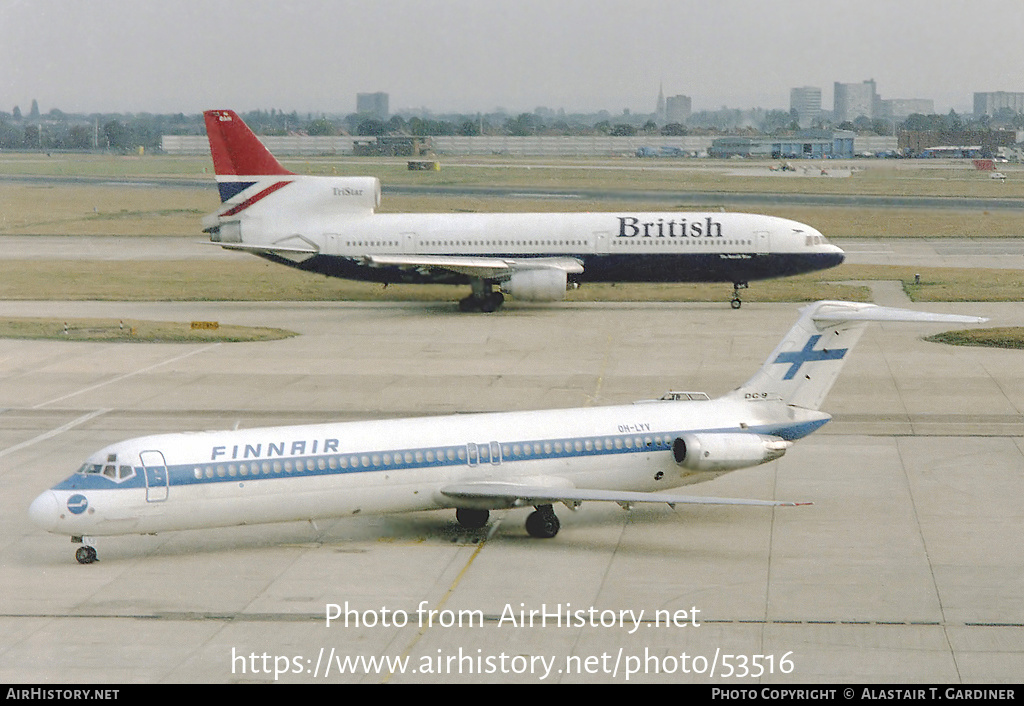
<box><xmin>455</xmin><ymin>507</ymin><xmax>490</xmax><ymax>529</ymax></box>
<box><xmin>458</xmin><ymin>280</ymin><xmax>505</xmax><ymax>313</ymax></box>
<box><xmin>731</xmin><ymin>281</ymin><xmax>748</xmax><ymax>309</ymax></box>
<box><xmin>455</xmin><ymin>505</ymin><xmax>562</xmax><ymax>538</ymax></box>
<box><xmin>524</xmin><ymin>505</ymin><xmax>560</xmax><ymax>538</ymax></box>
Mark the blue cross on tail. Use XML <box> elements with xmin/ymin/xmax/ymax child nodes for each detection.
<box><xmin>773</xmin><ymin>335</ymin><xmax>848</xmax><ymax>380</ymax></box>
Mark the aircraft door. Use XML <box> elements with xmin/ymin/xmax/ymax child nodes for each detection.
<box><xmin>402</xmin><ymin>232</ymin><xmax>418</xmax><ymax>254</ymax></box>
<box><xmin>465</xmin><ymin>442</ymin><xmax>501</xmax><ymax>468</ymax></box>
<box><xmin>140</xmin><ymin>450</ymin><xmax>169</xmax><ymax>503</ymax></box>
<box><xmin>755</xmin><ymin>231</ymin><xmax>770</xmax><ymax>254</ymax></box>
<box><xmin>594</xmin><ymin>231</ymin><xmax>610</xmax><ymax>254</ymax></box>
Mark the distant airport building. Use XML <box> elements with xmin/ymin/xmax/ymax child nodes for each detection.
<box><xmin>834</xmin><ymin>79</ymin><xmax>878</xmax><ymax>122</ymax></box>
<box><xmin>356</xmin><ymin>92</ymin><xmax>389</xmax><ymax>119</ymax></box>
<box><xmin>163</xmin><ymin>130</ymin><xmax>890</xmax><ymax>158</ymax></box>
<box><xmin>900</xmin><ymin>128</ymin><xmax>1017</xmax><ymax>156</ymax></box>
<box><xmin>710</xmin><ymin>129</ymin><xmax>855</xmax><ymax>159</ymax></box>
<box><xmin>973</xmin><ymin>91</ymin><xmax>1024</xmax><ymax>117</ymax></box>
<box><xmin>790</xmin><ymin>87</ymin><xmax>821</xmax><ymax>128</ymax></box>
<box><xmin>665</xmin><ymin>95</ymin><xmax>692</xmax><ymax>123</ymax></box>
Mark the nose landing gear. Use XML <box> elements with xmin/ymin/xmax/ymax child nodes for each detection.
<box><xmin>74</xmin><ymin>543</ymin><xmax>98</xmax><ymax>564</ymax></box>
<box><xmin>731</xmin><ymin>282</ymin><xmax>748</xmax><ymax>309</ymax></box>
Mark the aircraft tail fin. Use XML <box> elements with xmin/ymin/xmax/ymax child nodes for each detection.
<box><xmin>730</xmin><ymin>300</ymin><xmax>986</xmax><ymax>411</ymax></box>
<box><xmin>204</xmin><ymin>110</ymin><xmax>293</xmax><ymax>202</ymax></box>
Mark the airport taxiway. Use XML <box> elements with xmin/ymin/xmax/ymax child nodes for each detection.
<box><xmin>1</xmin><ymin>298</ymin><xmax>1022</xmax><ymax>683</ymax></box>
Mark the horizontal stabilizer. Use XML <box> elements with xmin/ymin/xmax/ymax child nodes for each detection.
<box><xmin>210</xmin><ymin>241</ymin><xmax>319</xmax><ymax>255</ymax></box>
<box><xmin>810</xmin><ymin>302</ymin><xmax>987</xmax><ymax>326</ymax></box>
<box><xmin>732</xmin><ymin>300</ymin><xmax>988</xmax><ymax>411</ymax></box>
<box><xmin>440</xmin><ymin>482</ymin><xmax>809</xmax><ymax>509</ymax></box>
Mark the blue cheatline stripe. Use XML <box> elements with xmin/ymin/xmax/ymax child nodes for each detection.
<box><xmin>52</xmin><ymin>419</ymin><xmax>826</xmax><ymax>492</ymax></box>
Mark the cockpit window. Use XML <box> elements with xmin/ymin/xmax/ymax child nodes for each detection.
<box><xmin>76</xmin><ymin>462</ymin><xmax>136</xmax><ymax>482</ymax></box>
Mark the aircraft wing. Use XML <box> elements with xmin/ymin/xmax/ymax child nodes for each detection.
<box><xmin>362</xmin><ymin>255</ymin><xmax>584</xmax><ymax>281</ymax></box>
<box><xmin>439</xmin><ymin>482</ymin><xmax>809</xmax><ymax>510</ymax></box>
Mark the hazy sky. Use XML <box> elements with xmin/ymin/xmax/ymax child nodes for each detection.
<box><xmin>3</xmin><ymin>0</ymin><xmax>1023</xmax><ymax>117</ymax></box>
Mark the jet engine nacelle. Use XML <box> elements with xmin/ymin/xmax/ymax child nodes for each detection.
<box><xmin>672</xmin><ymin>433</ymin><xmax>789</xmax><ymax>472</ymax></box>
<box><xmin>499</xmin><ymin>268</ymin><xmax>568</xmax><ymax>301</ymax></box>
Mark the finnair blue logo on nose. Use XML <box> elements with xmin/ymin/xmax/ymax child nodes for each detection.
<box><xmin>773</xmin><ymin>335</ymin><xmax>848</xmax><ymax>380</ymax></box>
<box><xmin>67</xmin><ymin>494</ymin><xmax>88</xmax><ymax>515</ymax></box>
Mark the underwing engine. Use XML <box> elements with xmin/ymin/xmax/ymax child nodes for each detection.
<box><xmin>500</xmin><ymin>269</ymin><xmax>568</xmax><ymax>302</ymax></box>
<box><xmin>672</xmin><ymin>433</ymin><xmax>789</xmax><ymax>472</ymax></box>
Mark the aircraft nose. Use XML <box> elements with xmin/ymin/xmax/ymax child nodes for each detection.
<box><xmin>29</xmin><ymin>490</ymin><xmax>60</xmax><ymax>532</ymax></box>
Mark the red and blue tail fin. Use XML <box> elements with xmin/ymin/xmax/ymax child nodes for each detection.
<box><xmin>204</xmin><ymin>110</ymin><xmax>293</xmax><ymax>202</ymax></box>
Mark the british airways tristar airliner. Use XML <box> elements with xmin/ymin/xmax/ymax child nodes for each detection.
<box><xmin>200</xmin><ymin>110</ymin><xmax>844</xmax><ymax>311</ymax></box>
<box><xmin>30</xmin><ymin>301</ymin><xmax>983</xmax><ymax>564</ymax></box>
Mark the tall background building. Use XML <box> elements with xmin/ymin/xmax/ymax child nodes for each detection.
<box><xmin>665</xmin><ymin>95</ymin><xmax>692</xmax><ymax>124</ymax></box>
<box><xmin>834</xmin><ymin>79</ymin><xmax>878</xmax><ymax>122</ymax></box>
<box><xmin>974</xmin><ymin>91</ymin><xmax>1024</xmax><ymax>117</ymax></box>
<box><xmin>356</xmin><ymin>92</ymin><xmax>389</xmax><ymax>120</ymax></box>
<box><xmin>790</xmin><ymin>86</ymin><xmax>821</xmax><ymax>128</ymax></box>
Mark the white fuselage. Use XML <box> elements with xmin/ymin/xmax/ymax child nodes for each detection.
<box><xmin>30</xmin><ymin>395</ymin><xmax>828</xmax><ymax>539</ymax></box>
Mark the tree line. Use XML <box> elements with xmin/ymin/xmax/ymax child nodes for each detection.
<box><xmin>1</xmin><ymin>102</ymin><xmax>1020</xmax><ymax>152</ymax></box>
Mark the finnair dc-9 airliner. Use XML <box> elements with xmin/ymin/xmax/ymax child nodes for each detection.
<box><xmin>29</xmin><ymin>301</ymin><xmax>983</xmax><ymax>564</ymax></box>
<box><xmin>200</xmin><ymin>110</ymin><xmax>844</xmax><ymax>311</ymax></box>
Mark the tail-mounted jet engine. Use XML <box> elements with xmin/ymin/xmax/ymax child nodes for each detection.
<box><xmin>672</xmin><ymin>433</ymin><xmax>789</xmax><ymax>472</ymax></box>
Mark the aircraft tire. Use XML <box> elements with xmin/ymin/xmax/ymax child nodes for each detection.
<box><xmin>731</xmin><ymin>298</ymin><xmax>742</xmax><ymax>309</ymax></box>
<box><xmin>75</xmin><ymin>546</ymin><xmax>97</xmax><ymax>564</ymax></box>
<box><xmin>479</xmin><ymin>293</ymin><xmax>504</xmax><ymax>313</ymax></box>
<box><xmin>456</xmin><ymin>508</ymin><xmax>490</xmax><ymax>529</ymax></box>
<box><xmin>525</xmin><ymin>506</ymin><xmax>560</xmax><ymax>538</ymax></box>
